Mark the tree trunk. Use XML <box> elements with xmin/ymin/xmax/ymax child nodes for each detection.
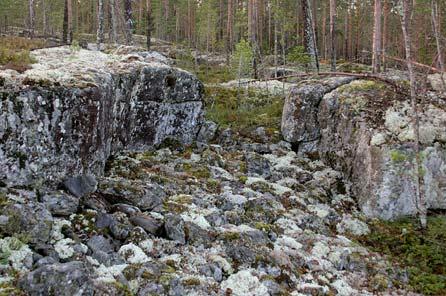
<box><xmin>322</xmin><ymin>2</ymin><xmax>327</xmax><ymax>61</ymax></box>
<box><xmin>227</xmin><ymin>0</ymin><xmax>233</xmax><ymax>54</ymax></box>
<box><xmin>109</xmin><ymin>0</ymin><xmax>118</xmax><ymax>44</ymax></box>
<box><xmin>400</xmin><ymin>0</ymin><xmax>427</xmax><ymax>229</ymax></box>
<box><xmin>146</xmin><ymin>0</ymin><xmax>152</xmax><ymax>49</ymax></box>
<box><xmin>382</xmin><ymin>0</ymin><xmax>389</xmax><ymax>71</ymax></box>
<box><xmin>124</xmin><ymin>0</ymin><xmax>133</xmax><ymax>45</ymax></box>
<box><xmin>42</xmin><ymin>0</ymin><xmax>48</xmax><ymax>37</ymax></box>
<box><xmin>63</xmin><ymin>0</ymin><xmax>73</xmax><ymax>44</ymax></box>
<box><xmin>431</xmin><ymin>0</ymin><xmax>445</xmax><ymax>71</ymax></box>
<box><xmin>28</xmin><ymin>0</ymin><xmax>35</xmax><ymax>38</ymax></box>
<box><xmin>97</xmin><ymin>0</ymin><xmax>105</xmax><ymax>48</ymax></box>
<box><xmin>329</xmin><ymin>0</ymin><xmax>336</xmax><ymax>71</ymax></box>
<box><xmin>302</xmin><ymin>0</ymin><xmax>319</xmax><ymax>71</ymax></box>
<box><xmin>372</xmin><ymin>0</ymin><xmax>382</xmax><ymax>73</ymax></box>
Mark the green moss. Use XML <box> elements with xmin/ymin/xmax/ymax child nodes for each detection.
<box><xmin>358</xmin><ymin>216</ymin><xmax>446</xmax><ymax>295</ymax></box>
<box><xmin>390</xmin><ymin>150</ymin><xmax>407</xmax><ymax>163</ymax></box>
<box><xmin>220</xmin><ymin>232</ymin><xmax>241</xmax><ymax>241</ymax></box>
<box><xmin>238</xmin><ymin>175</ymin><xmax>248</xmax><ymax>184</ymax></box>
<box><xmin>206</xmin><ymin>179</ymin><xmax>221</xmax><ymax>193</ymax></box>
<box><xmin>204</xmin><ymin>86</ymin><xmax>284</xmax><ymax>134</ymax></box>
<box><xmin>182</xmin><ymin>277</ymin><xmax>201</xmax><ymax>286</ymax></box>
<box><xmin>249</xmin><ymin>181</ymin><xmax>274</xmax><ymax>194</ymax></box>
<box><xmin>253</xmin><ymin>222</ymin><xmax>276</xmax><ymax>233</ymax></box>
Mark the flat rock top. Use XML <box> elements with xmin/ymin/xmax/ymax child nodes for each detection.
<box><xmin>0</xmin><ymin>46</ymin><xmax>176</xmax><ymax>88</ymax></box>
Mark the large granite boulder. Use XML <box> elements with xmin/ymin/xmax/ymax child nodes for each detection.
<box><xmin>0</xmin><ymin>47</ymin><xmax>204</xmax><ymax>187</ymax></box>
<box><xmin>282</xmin><ymin>78</ymin><xmax>446</xmax><ymax>219</ymax></box>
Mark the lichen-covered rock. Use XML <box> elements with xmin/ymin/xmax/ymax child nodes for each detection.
<box><xmin>0</xmin><ymin>46</ymin><xmax>204</xmax><ymax>187</ymax></box>
<box><xmin>19</xmin><ymin>261</ymin><xmax>93</xmax><ymax>295</ymax></box>
<box><xmin>41</xmin><ymin>191</ymin><xmax>79</xmax><ymax>216</ymax></box>
<box><xmin>282</xmin><ymin>78</ymin><xmax>446</xmax><ymax>219</ymax></box>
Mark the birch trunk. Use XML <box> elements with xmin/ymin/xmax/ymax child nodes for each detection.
<box><xmin>400</xmin><ymin>0</ymin><xmax>427</xmax><ymax>229</ymax></box>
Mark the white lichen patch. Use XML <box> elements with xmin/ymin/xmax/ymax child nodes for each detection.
<box><xmin>118</xmin><ymin>243</ymin><xmax>150</xmax><ymax>264</ymax></box>
<box><xmin>94</xmin><ymin>264</ymin><xmax>128</xmax><ymax>283</ymax></box>
<box><xmin>307</xmin><ymin>204</ymin><xmax>331</xmax><ymax>219</ymax></box>
<box><xmin>54</xmin><ymin>238</ymin><xmax>76</xmax><ymax>259</ymax></box>
<box><xmin>1</xmin><ymin>46</ymin><xmax>171</xmax><ymax>88</ymax></box>
<box><xmin>181</xmin><ymin>212</ymin><xmax>211</xmax><ymax>229</ymax></box>
<box><xmin>221</xmin><ymin>269</ymin><xmax>269</xmax><ymax>296</ymax></box>
<box><xmin>370</xmin><ymin>132</ymin><xmax>387</xmax><ymax>146</ymax></box>
<box><xmin>0</xmin><ymin>237</ymin><xmax>33</xmax><ymax>271</ymax></box>
<box><xmin>331</xmin><ymin>279</ymin><xmax>357</xmax><ymax>296</ymax></box>
<box><xmin>50</xmin><ymin>218</ymin><xmax>71</xmax><ymax>243</ymax></box>
<box><xmin>336</xmin><ymin>215</ymin><xmax>370</xmax><ymax>236</ymax></box>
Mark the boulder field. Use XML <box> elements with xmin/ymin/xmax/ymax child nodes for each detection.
<box><xmin>282</xmin><ymin>76</ymin><xmax>446</xmax><ymax>220</ymax></box>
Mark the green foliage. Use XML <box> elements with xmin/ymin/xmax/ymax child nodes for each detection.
<box><xmin>70</xmin><ymin>40</ymin><xmax>81</xmax><ymax>53</ymax></box>
<box><xmin>287</xmin><ymin>46</ymin><xmax>311</xmax><ymax>66</ymax></box>
<box><xmin>231</xmin><ymin>39</ymin><xmax>253</xmax><ymax>78</ymax></box>
<box><xmin>204</xmin><ymin>86</ymin><xmax>284</xmax><ymax>135</ymax></box>
<box><xmin>0</xmin><ymin>37</ymin><xmax>43</xmax><ymax>72</ymax></box>
<box><xmin>390</xmin><ymin>150</ymin><xmax>407</xmax><ymax>163</ymax></box>
<box><xmin>358</xmin><ymin>216</ymin><xmax>446</xmax><ymax>295</ymax></box>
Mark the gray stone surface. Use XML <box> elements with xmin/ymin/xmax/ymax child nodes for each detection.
<box><xmin>282</xmin><ymin>78</ymin><xmax>446</xmax><ymax>219</ymax></box>
<box><xmin>0</xmin><ymin>46</ymin><xmax>204</xmax><ymax>187</ymax></box>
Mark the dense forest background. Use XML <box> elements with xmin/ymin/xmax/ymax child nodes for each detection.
<box><xmin>0</xmin><ymin>0</ymin><xmax>444</xmax><ymax>68</ymax></box>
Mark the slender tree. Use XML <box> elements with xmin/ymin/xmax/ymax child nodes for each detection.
<box><xmin>63</xmin><ymin>0</ymin><xmax>73</xmax><ymax>44</ymax></box>
<box><xmin>146</xmin><ymin>0</ymin><xmax>152</xmax><ymax>49</ymax></box>
<box><xmin>431</xmin><ymin>0</ymin><xmax>444</xmax><ymax>71</ymax></box>
<box><xmin>400</xmin><ymin>0</ymin><xmax>427</xmax><ymax>229</ymax></box>
<box><xmin>97</xmin><ymin>0</ymin><xmax>105</xmax><ymax>48</ymax></box>
<box><xmin>124</xmin><ymin>0</ymin><xmax>133</xmax><ymax>45</ymax></box>
<box><xmin>302</xmin><ymin>0</ymin><xmax>319</xmax><ymax>71</ymax></box>
<box><xmin>109</xmin><ymin>0</ymin><xmax>118</xmax><ymax>44</ymax></box>
<box><xmin>28</xmin><ymin>0</ymin><xmax>35</xmax><ymax>38</ymax></box>
<box><xmin>372</xmin><ymin>0</ymin><xmax>382</xmax><ymax>73</ymax></box>
<box><xmin>382</xmin><ymin>0</ymin><xmax>389</xmax><ymax>71</ymax></box>
<box><xmin>329</xmin><ymin>0</ymin><xmax>336</xmax><ymax>71</ymax></box>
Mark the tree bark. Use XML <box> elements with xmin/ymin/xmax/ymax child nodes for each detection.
<box><xmin>63</xmin><ymin>0</ymin><xmax>73</xmax><ymax>44</ymax></box>
<box><xmin>28</xmin><ymin>0</ymin><xmax>35</xmax><ymax>38</ymax></box>
<box><xmin>227</xmin><ymin>0</ymin><xmax>233</xmax><ymax>54</ymax></box>
<box><xmin>329</xmin><ymin>0</ymin><xmax>336</xmax><ymax>71</ymax></box>
<box><xmin>382</xmin><ymin>0</ymin><xmax>389</xmax><ymax>71</ymax></box>
<box><xmin>146</xmin><ymin>0</ymin><xmax>152</xmax><ymax>49</ymax></box>
<box><xmin>431</xmin><ymin>0</ymin><xmax>445</xmax><ymax>71</ymax></box>
<box><xmin>124</xmin><ymin>0</ymin><xmax>133</xmax><ymax>45</ymax></box>
<box><xmin>97</xmin><ymin>0</ymin><xmax>105</xmax><ymax>48</ymax></box>
<box><xmin>400</xmin><ymin>0</ymin><xmax>427</xmax><ymax>229</ymax></box>
<box><xmin>109</xmin><ymin>0</ymin><xmax>118</xmax><ymax>44</ymax></box>
<box><xmin>372</xmin><ymin>0</ymin><xmax>382</xmax><ymax>73</ymax></box>
<box><xmin>302</xmin><ymin>0</ymin><xmax>319</xmax><ymax>71</ymax></box>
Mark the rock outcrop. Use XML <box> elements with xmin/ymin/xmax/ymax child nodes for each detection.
<box><xmin>0</xmin><ymin>46</ymin><xmax>204</xmax><ymax>187</ymax></box>
<box><xmin>282</xmin><ymin>78</ymin><xmax>446</xmax><ymax>220</ymax></box>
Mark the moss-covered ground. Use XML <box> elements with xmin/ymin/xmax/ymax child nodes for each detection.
<box><xmin>357</xmin><ymin>216</ymin><xmax>446</xmax><ymax>295</ymax></box>
<box><xmin>0</xmin><ymin>37</ymin><xmax>46</xmax><ymax>72</ymax></box>
<box><xmin>204</xmin><ymin>86</ymin><xmax>284</xmax><ymax>136</ymax></box>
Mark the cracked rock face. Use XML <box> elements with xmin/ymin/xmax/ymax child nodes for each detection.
<box><xmin>282</xmin><ymin>77</ymin><xmax>446</xmax><ymax>220</ymax></box>
<box><xmin>0</xmin><ymin>46</ymin><xmax>204</xmax><ymax>187</ymax></box>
